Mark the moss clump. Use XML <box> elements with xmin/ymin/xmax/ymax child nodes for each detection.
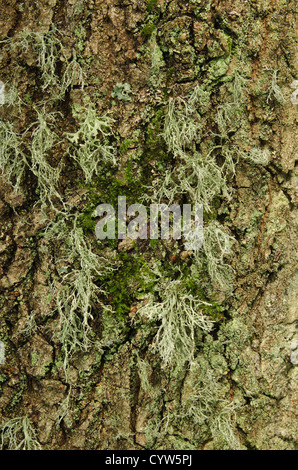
<box><xmin>105</xmin><ymin>251</ymin><xmax>151</xmax><ymax>319</ymax></box>
<box><xmin>119</xmin><ymin>138</ymin><xmax>138</xmax><ymax>155</ymax></box>
<box><xmin>141</xmin><ymin>24</ymin><xmax>157</xmax><ymax>38</ymax></box>
<box><xmin>142</xmin><ymin>107</ymin><xmax>169</xmax><ymax>170</ymax></box>
<box><xmin>147</xmin><ymin>0</ymin><xmax>159</xmax><ymax>13</ymax></box>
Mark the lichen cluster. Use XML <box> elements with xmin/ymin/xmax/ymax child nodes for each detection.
<box><xmin>0</xmin><ymin>0</ymin><xmax>294</xmax><ymax>450</ymax></box>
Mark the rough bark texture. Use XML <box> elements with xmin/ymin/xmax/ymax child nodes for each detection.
<box><xmin>0</xmin><ymin>0</ymin><xmax>297</xmax><ymax>450</ymax></box>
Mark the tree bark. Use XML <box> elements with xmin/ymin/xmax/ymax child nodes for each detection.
<box><xmin>0</xmin><ymin>0</ymin><xmax>297</xmax><ymax>450</ymax></box>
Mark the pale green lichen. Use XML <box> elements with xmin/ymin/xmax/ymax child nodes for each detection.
<box><xmin>193</xmin><ymin>221</ymin><xmax>236</xmax><ymax>292</ymax></box>
<box><xmin>56</xmin><ymin>387</ymin><xmax>73</xmax><ymax>428</ymax></box>
<box><xmin>138</xmin><ymin>279</ymin><xmax>215</xmax><ymax>366</ymax></box>
<box><xmin>215</xmin><ymin>73</ymin><xmax>248</xmax><ymax>136</ymax></box>
<box><xmin>29</xmin><ymin>107</ymin><xmax>63</xmax><ymax>209</ymax></box>
<box><xmin>148</xmin><ymin>31</ymin><xmax>166</xmax><ymax>88</ymax></box>
<box><xmin>176</xmin><ymin>151</ymin><xmax>230</xmax><ymax>212</ymax></box>
<box><xmin>0</xmin><ymin>83</ymin><xmax>22</xmax><ymax>109</ymax></box>
<box><xmin>266</xmin><ymin>69</ymin><xmax>286</xmax><ymax>105</ymax></box>
<box><xmin>21</xmin><ymin>312</ymin><xmax>39</xmax><ymax>337</ymax></box>
<box><xmin>111</xmin><ymin>82</ymin><xmax>132</xmax><ymax>102</ymax></box>
<box><xmin>238</xmin><ymin>147</ymin><xmax>270</xmax><ymax>165</ymax></box>
<box><xmin>0</xmin><ymin>27</ymin><xmax>85</xmax><ymax>204</ymax></box>
<box><xmin>0</xmin><ymin>120</ymin><xmax>27</xmax><ymax>193</ymax></box>
<box><xmin>210</xmin><ymin>403</ymin><xmax>241</xmax><ymax>450</ymax></box>
<box><xmin>162</xmin><ymin>87</ymin><xmax>203</xmax><ymax>157</ymax></box>
<box><xmin>181</xmin><ymin>358</ymin><xmax>241</xmax><ymax>450</ymax></box>
<box><xmin>0</xmin><ymin>416</ymin><xmax>41</xmax><ymax>450</ymax></box>
<box><xmin>4</xmin><ymin>26</ymin><xmax>84</xmax><ymax>102</ymax></box>
<box><xmin>66</xmin><ymin>102</ymin><xmax>116</xmax><ymax>182</ymax></box>
<box><xmin>45</xmin><ymin>215</ymin><xmax>116</xmax><ymax>373</ymax></box>
<box><xmin>136</xmin><ymin>355</ymin><xmax>155</xmax><ymax>396</ymax></box>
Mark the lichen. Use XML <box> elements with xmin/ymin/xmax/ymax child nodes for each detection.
<box><xmin>0</xmin><ymin>416</ymin><xmax>41</xmax><ymax>450</ymax></box>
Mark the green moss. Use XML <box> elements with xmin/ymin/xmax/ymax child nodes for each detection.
<box><xmin>198</xmin><ymin>297</ymin><xmax>224</xmax><ymax>321</ymax></box>
<box><xmin>141</xmin><ymin>24</ymin><xmax>157</xmax><ymax>38</ymax></box>
<box><xmin>119</xmin><ymin>139</ymin><xmax>138</xmax><ymax>155</ymax></box>
<box><xmin>147</xmin><ymin>0</ymin><xmax>159</xmax><ymax>12</ymax></box>
<box><xmin>0</xmin><ymin>373</ymin><xmax>8</xmax><ymax>394</ymax></box>
<box><xmin>78</xmin><ymin>210</ymin><xmax>96</xmax><ymax>234</ymax></box>
<box><xmin>105</xmin><ymin>251</ymin><xmax>154</xmax><ymax>319</ymax></box>
<box><xmin>223</xmin><ymin>32</ymin><xmax>233</xmax><ymax>57</ymax></box>
<box><xmin>24</xmin><ymin>93</ymin><xmax>32</xmax><ymax>104</ymax></box>
<box><xmin>179</xmin><ymin>267</ymin><xmax>225</xmax><ymax>322</ymax></box>
<box><xmin>75</xmin><ymin>1</ymin><xmax>84</xmax><ymax>15</ymax></box>
<box><xmin>91</xmin><ymin>168</ymin><xmax>144</xmax><ymax>208</ymax></box>
<box><xmin>9</xmin><ymin>375</ymin><xmax>27</xmax><ymax>410</ymax></box>
<box><xmin>143</xmin><ymin>107</ymin><xmax>169</xmax><ymax>171</ymax></box>
<box><xmin>0</xmin><ymin>373</ymin><xmax>8</xmax><ymax>383</ymax></box>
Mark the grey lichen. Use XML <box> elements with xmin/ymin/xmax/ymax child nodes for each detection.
<box><xmin>138</xmin><ymin>279</ymin><xmax>215</xmax><ymax>366</ymax></box>
<box><xmin>0</xmin><ymin>416</ymin><xmax>41</xmax><ymax>450</ymax></box>
<box><xmin>45</xmin><ymin>215</ymin><xmax>116</xmax><ymax>374</ymax></box>
<box><xmin>66</xmin><ymin>102</ymin><xmax>117</xmax><ymax>182</ymax></box>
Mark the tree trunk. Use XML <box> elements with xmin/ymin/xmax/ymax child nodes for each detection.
<box><xmin>0</xmin><ymin>0</ymin><xmax>297</xmax><ymax>450</ymax></box>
